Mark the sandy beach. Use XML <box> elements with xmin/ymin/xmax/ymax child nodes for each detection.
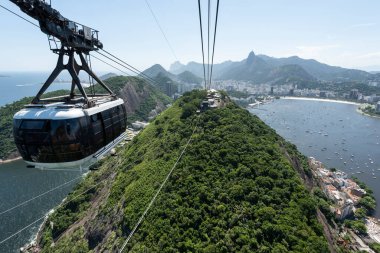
<box><xmin>0</xmin><ymin>156</ymin><xmax>22</xmax><ymax>164</ymax></box>
<box><xmin>281</xmin><ymin>96</ymin><xmax>360</xmax><ymax>105</ymax></box>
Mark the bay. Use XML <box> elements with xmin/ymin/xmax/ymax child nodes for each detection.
<box><xmin>0</xmin><ymin>160</ymin><xmax>84</xmax><ymax>253</ymax></box>
<box><xmin>250</xmin><ymin>98</ymin><xmax>380</xmax><ymax>217</ymax></box>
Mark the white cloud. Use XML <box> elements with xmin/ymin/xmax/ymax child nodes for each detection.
<box><xmin>350</xmin><ymin>23</ymin><xmax>376</xmax><ymax>28</ymax></box>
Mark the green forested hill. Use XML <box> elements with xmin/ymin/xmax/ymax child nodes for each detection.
<box><xmin>35</xmin><ymin>90</ymin><xmax>328</xmax><ymax>252</ymax></box>
<box><xmin>0</xmin><ymin>76</ymin><xmax>171</xmax><ymax>160</ymax></box>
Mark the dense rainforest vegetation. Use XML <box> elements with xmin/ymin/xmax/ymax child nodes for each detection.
<box><xmin>0</xmin><ymin>76</ymin><xmax>171</xmax><ymax>160</ymax></box>
<box><xmin>35</xmin><ymin>90</ymin><xmax>329</xmax><ymax>252</ymax></box>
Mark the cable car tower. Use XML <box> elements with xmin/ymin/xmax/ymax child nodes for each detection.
<box><xmin>10</xmin><ymin>0</ymin><xmax>114</xmax><ymax>107</ymax></box>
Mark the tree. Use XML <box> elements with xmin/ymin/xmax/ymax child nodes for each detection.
<box><xmin>358</xmin><ymin>196</ymin><xmax>376</xmax><ymax>214</ymax></box>
<box><xmin>354</xmin><ymin>208</ymin><xmax>367</xmax><ymax>219</ymax></box>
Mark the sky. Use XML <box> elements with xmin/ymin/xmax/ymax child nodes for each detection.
<box><xmin>1</xmin><ymin>0</ymin><xmax>380</xmax><ymax>73</ymax></box>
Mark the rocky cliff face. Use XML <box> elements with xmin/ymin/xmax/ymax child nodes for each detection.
<box><xmin>111</xmin><ymin>76</ymin><xmax>171</xmax><ymax>120</ymax></box>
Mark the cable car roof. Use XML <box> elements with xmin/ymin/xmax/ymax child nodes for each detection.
<box><xmin>14</xmin><ymin>98</ymin><xmax>124</xmax><ymax>120</ymax></box>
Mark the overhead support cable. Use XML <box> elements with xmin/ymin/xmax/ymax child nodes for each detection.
<box><xmin>1</xmin><ymin>0</ymin><xmax>166</xmax><ymax>90</ymax></box>
<box><xmin>0</xmin><ymin>3</ymin><xmax>40</xmax><ymax>28</ymax></box>
<box><xmin>0</xmin><ymin>154</ymin><xmax>144</xmax><ymax>247</ymax></box>
<box><xmin>0</xmin><ymin>175</ymin><xmax>82</xmax><ymax>217</ymax></box>
<box><xmin>94</xmin><ymin>51</ymin><xmax>160</xmax><ymax>87</ymax></box>
<box><xmin>209</xmin><ymin>0</ymin><xmax>220</xmax><ymax>88</ymax></box>
<box><xmin>197</xmin><ymin>0</ymin><xmax>207</xmax><ymax>90</ymax></box>
<box><xmin>207</xmin><ymin>0</ymin><xmax>211</xmax><ymax>90</ymax></box>
<box><xmin>98</xmin><ymin>49</ymin><xmax>161</xmax><ymax>86</ymax></box>
<box><xmin>91</xmin><ymin>54</ymin><xmax>132</xmax><ymax>77</ymax></box>
<box><xmin>119</xmin><ymin>117</ymin><xmax>200</xmax><ymax>253</ymax></box>
<box><xmin>144</xmin><ymin>0</ymin><xmax>179</xmax><ymax>61</ymax></box>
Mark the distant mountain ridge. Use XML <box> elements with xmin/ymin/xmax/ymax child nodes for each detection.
<box><xmin>141</xmin><ymin>64</ymin><xmax>177</xmax><ymax>81</ymax></box>
<box><xmin>140</xmin><ymin>64</ymin><xmax>203</xmax><ymax>97</ymax></box>
<box><xmin>141</xmin><ymin>64</ymin><xmax>202</xmax><ymax>85</ymax></box>
<box><xmin>258</xmin><ymin>54</ymin><xmax>370</xmax><ymax>81</ymax></box>
<box><xmin>169</xmin><ymin>51</ymin><xmax>372</xmax><ymax>83</ymax></box>
<box><xmin>99</xmin><ymin>72</ymin><xmax>118</xmax><ymax>81</ymax></box>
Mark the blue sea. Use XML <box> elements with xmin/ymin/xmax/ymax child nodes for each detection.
<box><xmin>0</xmin><ymin>72</ymin><xmax>93</xmax><ymax>106</ymax></box>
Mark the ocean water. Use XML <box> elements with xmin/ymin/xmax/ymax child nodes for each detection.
<box><xmin>250</xmin><ymin>98</ymin><xmax>380</xmax><ymax>217</ymax></box>
<box><xmin>0</xmin><ymin>160</ymin><xmax>84</xmax><ymax>253</ymax></box>
<box><xmin>0</xmin><ymin>72</ymin><xmax>93</xmax><ymax>106</ymax></box>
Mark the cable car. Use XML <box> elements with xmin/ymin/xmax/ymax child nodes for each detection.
<box><xmin>13</xmin><ymin>98</ymin><xmax>127</xmax><ymax>169</ymax></box>
<box><xmin>8</xmin><ymin>0</ymin><xmax>130</xmax><ymax>169</ymax></box>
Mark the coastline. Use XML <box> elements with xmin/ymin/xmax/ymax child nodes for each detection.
<box><xmin>281</xmin><ymin>96</ymin><xmax>360</xmax><ymax>105</ymax></box>
<box><xmin>309</xmin><ymin>157</ymin><xmax>380</xmax><ymax>249</ymax></box>
<box><xmin>356</xmin><ymin>105</ymin><xmax>380</xmax><ymax>120</ymax></box>
<box><xmin>0</xmin><ymin>156</ymin><xmax>22</xmax><ymax>165</ymax></box>
<box><xmin>281</xmin><ymin>96</ymin><xmax>380</xmax><ymax>120</ymax></box>
<box><xmin>356</xmin><ymin>108</ymin><xmax>380</xmax><ymax>119</ymax></box>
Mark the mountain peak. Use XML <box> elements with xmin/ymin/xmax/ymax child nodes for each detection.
<box><xmin>169</xmin><ymin>61</ymin><xmax>184</xmax><ymax>72</ymax></box>
<box><xmin>151</xmin><ymin>64</ymin><xmax>166</xmax><ymax>71</ymax></box>
<box><xmin>246</xmin><ymin>51</ymin><xmax>257</xmax><ymax>65</ymax></box>
<box><xmin>141</xmin><ymin>64</ymin><xmax>171</xmax><ymax>79</ymax></box>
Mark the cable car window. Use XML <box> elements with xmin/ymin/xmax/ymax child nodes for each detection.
<box><xmin>79</xmin><ymin>117</ymin><xmax>88</xmax><ymax>128</ymax></box>
<box><xmin>66</xmin><ymin>119</ymin><xmax>80</xmax><ymax>141</ymax></box>
<box><xmin>20</xmin><ymin>120</ymin><xmax>46</xmax><ymax>130</ymax></box>
<box><xmin>91</xmin><ymin>114</ymin><xmax>98</xmax><ymax>122</ymax></box>
<box><xmin>51</xmin><ymin>120</ymin><xmax>67</xmax><ymax>143</ymax></box>
<box><xmin>13</xmin><ymin>119</ymin><xmax>22</xmax><ymax>128</ymax></box>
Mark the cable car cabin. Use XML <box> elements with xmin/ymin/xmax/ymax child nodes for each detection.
<box><xmin>13</xmin><ymin>98</ymin><xmax>127</xmax><ymax>169</ymax></box>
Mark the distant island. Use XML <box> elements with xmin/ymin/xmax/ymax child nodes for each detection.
<box><xmin>0</xmin><ymin>75</ymin><xmax>10</xmax><ymax>78</ymax></box>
